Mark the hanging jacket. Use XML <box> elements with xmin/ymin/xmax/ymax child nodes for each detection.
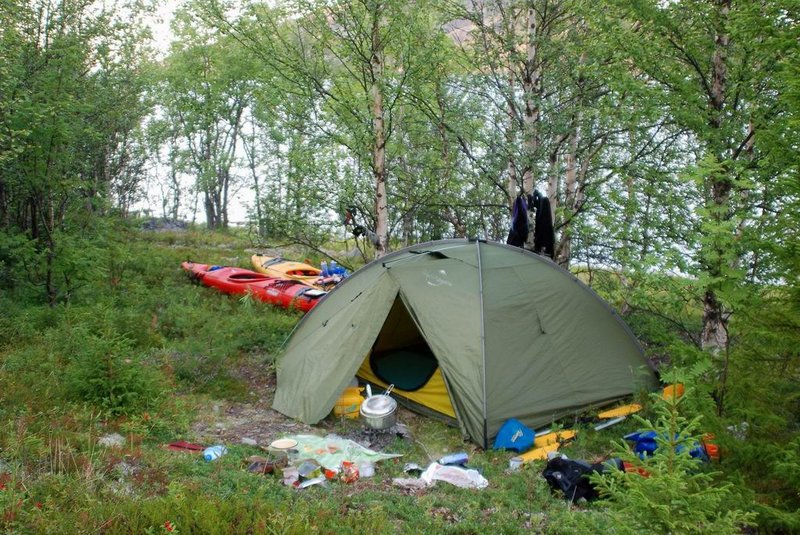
<box><xmin>506</xmin><ymin>195</ymin><xmax>529</xmax><ymax>248</ymax></box>
<box><xmin>531</xmin><ymin>190</ymin><xmax>555</xmax><ymax>258</ymax></box>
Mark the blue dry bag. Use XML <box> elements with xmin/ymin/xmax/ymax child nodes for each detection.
<box><xmin>493</xmin><ymin>418</ymin><xmax>535</xmax><ymax>452</ymax></box>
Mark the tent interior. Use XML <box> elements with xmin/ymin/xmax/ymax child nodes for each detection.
<box><xmin>356</xmin><ymin>294</ymin><xmax>457</xmax><ymax>419</ymax></box>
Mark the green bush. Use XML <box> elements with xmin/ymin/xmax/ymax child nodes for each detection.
<box><xmin>65</xmin><ymin>325</ymin><xmax>165</xmax><ymax>417</ymax></box>
<box><xmin>589</xmin><ymin>368</ymin><xmax>756</xmax><ymax>534</ymax></box>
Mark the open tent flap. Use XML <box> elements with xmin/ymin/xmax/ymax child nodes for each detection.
<box><xmin>356</xmin><ymin>295</ymin><xmax>457</xmax><ymax>419</ymax></box>
<box><xmin>272</xmin><ymin>270</ymin><xmax>400</xmax><ymax>423</ymax></box>
<box><xmin>385</xmin><ymin>254</ymin><xmax>487</xmax><ymax>445</ymax></box>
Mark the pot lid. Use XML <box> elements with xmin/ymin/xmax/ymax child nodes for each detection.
<box><xmin>360</xmin><ymin>395</ymin><xmax>397</xmax><ymax>417</ymax></box>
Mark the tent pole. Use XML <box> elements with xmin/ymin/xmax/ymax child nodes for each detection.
<box><xmin>476</xmin><ymin>240</ymin><xmax>489</xmax><ymax>449</ymax></box>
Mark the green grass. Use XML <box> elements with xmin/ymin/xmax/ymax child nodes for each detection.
<box><xmin>0</xmin><ymin>222</ymin><xmax>790</xmax><ymax>533</ymax></box>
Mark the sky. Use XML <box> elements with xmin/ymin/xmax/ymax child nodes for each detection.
<box><xmin>148</xmin><ymin>0</ymin><xmax>179</xmax><ymax>56</ymax></box>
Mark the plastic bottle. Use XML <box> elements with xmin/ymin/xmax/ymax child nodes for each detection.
<box><xmin>438</xmin><ymin>452</ymin><xmax>469</xmax><ymax>466</ymax></box>
<box><xmin>320</xmin><ymin>261</ymin><xmax>329</xmax><ymax>277</ymax></box>
<box><xmin>203</xmin><ymin>445</ymin><xmax>227</xmax><ymax>461</ymax></box>
<box><xmin>329</xmin><ymin>260</ymin><xmax>339</xmax><ymax>275</ymax></box>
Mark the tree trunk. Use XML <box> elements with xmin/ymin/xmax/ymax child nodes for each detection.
<box><xmin>205</xmin><ymin>189</ymin><xmax>216</xmax><ymax>229</ymax></box>
<box><xmin>399</xmin><ymin>153</ymin><xmax>414</xmax><ymax>246</ymax></box>
<box><xmin>44</xmin><ymin>197</ymin><xmax>57</xmax><ymax>306</ymax></box>
<box><xmin>221</xmin><ymin>168</ymin><xmax>230</xmax><ymax>228</ymax></box>
<box><xmin>522</xmin><ymin>2</ymin><xmax>542</xmax><ymax>250</ymax></box>
<box><xmin>170</xmin><ymin>165</ymin><xmax>181</xmax><ymax>220</ymax></box>
<box><xmin>555</xmin><ymin>122</ymin><xmax>579</xmax><ymax>267</ymax></box>
<box><xmin>220</xmin><ymin>99</ymin><xmax>245</xmax><ymax>229</ymax></box>
<box><xmin>701</xmin><ymin>0</ymin><xmax>731</xmax><ymax>354</ymax></box>
<box><xmin>506</xmin><ymin>73</ymin><xmax>517</xmax><ymax>211</ymax></box>
<box><xmin>546</xmin><ymin>137</ymin><xmax>564</xmax><ymax>216</ymax></box>
<box><xmin>370</xmin><ymin>12</ymin><xmax>388</xmax><ymax>258</ymax></box>
<box><xmin>244</xmin><ymin>124</ymin><xmax>265</xmax><ymax>238</ymax></box>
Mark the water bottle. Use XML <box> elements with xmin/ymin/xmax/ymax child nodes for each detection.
<box><xmin>329</xmin><ymin>260</ymin><xmax>339</xmax><ymax>275</ymax></box>
<box><xmin>320</xmin><ymin>261</ymin><xmax>329</xmax><ymax>277</ymax></box>
<box><xmin>438</xmin><ymin>452</ymin><xmax>469</xmax><ymax>466</ymax></box>
<box><xmin>203</xmin><ymin>445</ymin><xmax>227</xmax><ymax>461</ymax></box>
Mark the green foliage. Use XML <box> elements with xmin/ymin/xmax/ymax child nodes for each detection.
<box><xmin>0</xmin><ymin>231</ymin><xmax>35</xmax><ymax>290</ymax></box>
<box><xmin>158</xmin><ymin>286</ymin><xmax>296</xmax><ymax>399</ymax></box>
<box><xmin>0</xmin><ymin>0</ymin><xmax>799</xmax><ymax>527</ymax></box>
<box><xmin>0</xmin><ymin>226</ymin><xmax>798</xmax><ymax>533</ymax></box>
<box><xmin>0</xmin><ymin>0</ymin><xmax>155</xmax><ymax>306</ymax></box>
<box><xmin>590</xmin><ymin>370</ymin><xmax>756</xmax><ymax>534</ymax></box>
<box><xmin>152</xmin><ymin>5</ymin><xmax>255</xmax><ymax>230</ymax></box>
<box><xmin>64</xmin><ymin>321</ymin><xmax>165</xmax><ymax>417</ymax></box>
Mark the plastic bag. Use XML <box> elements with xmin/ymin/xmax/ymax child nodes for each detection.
<box><xmin>419</xmin><ymin>462</ymin><xmax>488</xmax><ymax>489</ymax></box>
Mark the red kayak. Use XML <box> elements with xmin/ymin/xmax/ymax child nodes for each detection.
<box><xmin>181</xmin><ymin>262</ymin><xmax>326</xmax><ymax>313</ymax></box>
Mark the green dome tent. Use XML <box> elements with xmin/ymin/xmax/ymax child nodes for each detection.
<box><xmin>273</xmin><ymin>239</ymin><xmax>658</xmax><ymax>447</ymax></box>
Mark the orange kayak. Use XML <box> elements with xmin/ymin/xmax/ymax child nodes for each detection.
<box><xmin>250</xmin><ymin>254</ymin><xmax>321</xmax><ymax>284</ymax></box>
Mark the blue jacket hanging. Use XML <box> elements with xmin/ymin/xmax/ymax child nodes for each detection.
<box><xmin>506</xmin><ymin>195</ymin><xmax>529</xmax><ymax>248</ymax></box>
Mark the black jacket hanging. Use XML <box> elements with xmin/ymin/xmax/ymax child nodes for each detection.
<box><xmin>530</xmin><ymin>191</ymin><xmax>555</xmax><ymax>258</ymax></box>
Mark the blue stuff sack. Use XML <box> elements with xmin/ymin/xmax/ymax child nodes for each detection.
<box><xmin>624</xmin><ymin>430</ymin><xmax>709</xmax><ymax>461</ymax></box>
<box><xmin>493</xmin><ymin>418</ymin><xmax>535</xmax><ymax>452</ymax></box>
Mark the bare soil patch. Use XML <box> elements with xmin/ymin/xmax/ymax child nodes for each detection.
<box><xmin>189</xmin><ymin>359</ymin><xmax>421</xmax><ymax>453</ymax></box>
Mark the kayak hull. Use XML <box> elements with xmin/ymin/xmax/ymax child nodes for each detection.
<box><xmin>180</xmin><ymin>262</ymin><xmax>326</xmax><ymax>313</ymax></box>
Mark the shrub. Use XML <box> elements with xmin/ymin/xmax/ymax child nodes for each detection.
<box><xmin>589</xmin><ymin>367</ymin><xmax>756</xmax><ymax>534</ymax></box>
<box><xmin>65</xmin><ymin>326</ymin><xmax>164</xmax><ymax>417</ymax></box>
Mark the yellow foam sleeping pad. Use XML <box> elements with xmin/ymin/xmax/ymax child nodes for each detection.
<box><xmin>356</xmin><ymin>359</ymin><xmax>457</xmax><ymax>419</ymax></box>
<box><xmin>514</xmin><ymin>430</ymin><xmax>578</xmax><ymax>463</ymax></box>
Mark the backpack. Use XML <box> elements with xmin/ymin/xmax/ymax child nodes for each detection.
<box><xmin>542</xmin><ymin>457</ymin><xmax>622</xmax><ymax>502</ymax></box>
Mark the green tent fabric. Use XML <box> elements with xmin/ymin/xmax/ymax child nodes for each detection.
<box><xmin>273</xmin><ymin>239</ymin><xmax>658</xmax><ymax>448</ymax></box>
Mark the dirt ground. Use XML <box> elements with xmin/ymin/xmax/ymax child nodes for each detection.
<box><xmin>189</xmin><ymin>360</ymin><xmax>419</xmax><ymax>453</ymax></box>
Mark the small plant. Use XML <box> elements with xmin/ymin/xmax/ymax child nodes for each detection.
<box><xmin>145</xmin><ymin>520</ymin><xmax>179</xmax><ymax>534</ymax></box>
<box><xmin>65</xmin><ymin>325</ymin><xmax>164</xmax><ymax>416</ymax></box>
<box><xmin>589</xmin><ymin>367</ymin><xmax>756</xmax><ymax>534</ymax></box>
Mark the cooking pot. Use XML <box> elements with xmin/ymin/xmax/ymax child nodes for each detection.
<box><xmin>360</xmin><ymin>385</ymin><xmax>397</xmax><ymax>430</ymax></box>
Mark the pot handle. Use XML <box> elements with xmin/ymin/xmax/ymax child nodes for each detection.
<box><xmin>366</xmin><ymin>384</ymin><xmax>372</xmax><ymax>398</ymax></box>
<box><xmin>384</xmin><ymin>384</ymin><xmax>394</xmax><ymax>397</ymax></box>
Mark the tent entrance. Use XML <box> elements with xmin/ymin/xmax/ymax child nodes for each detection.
<box><xmin>357</xmin><ymin>295</ymin><xmax>456</xmax><ymax>419</ymax></box>
<box><xmin>370</xmin><ymin>345</ymin><xmax>437</xmax><ymax>392</ymax></box>
<box><xmin>369</xmin><ymin>295</ymin><xmax>438</xmax><ymax>391</ymax></box>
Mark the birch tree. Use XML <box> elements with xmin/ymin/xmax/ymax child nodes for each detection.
<box><xmin>158</xmin><ymin>8</ymin><xmax>251</xmax><ymax>229</ymax></box>
<box><xmin>611</xmin><ymin>1</ymin><xmax>772</xmax><ymax>345</ymax></box>
<box><xmin>447</xmin><ymin>0</ymin><xmax>644</xmax><ymax>266</ymax></box>
<box><xmin>202</xmin><ymin>0</ymin><xmax>444</xmax><ymax>257</ymax></box>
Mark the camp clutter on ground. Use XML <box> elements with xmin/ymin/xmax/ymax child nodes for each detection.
<box><xmin>177</xmin><ymin>239</ymin><xmax>718</xmax><ymax>496</ymax></box>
